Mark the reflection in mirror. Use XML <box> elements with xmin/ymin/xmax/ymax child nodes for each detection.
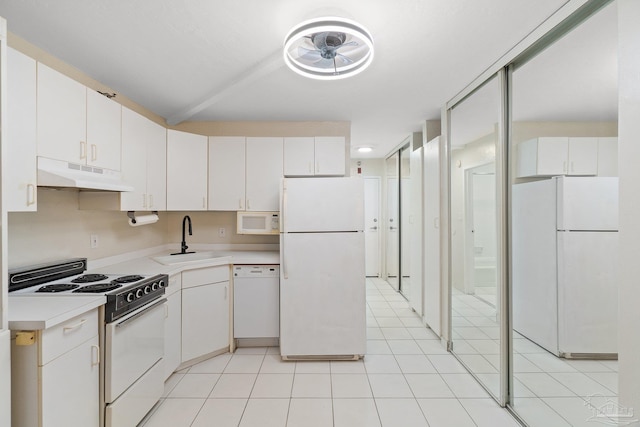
<box><xmin>449</xmin><ymin>74</ymin><xmax>502</xmax><ymax>400</ymax></box>
<box><xmin>385</xmin><ymin>153</ymin><xmax>400</xmax><ymax>290</ymax></box>
<box><xmin>509</xmin><ymin>3</ymin><xmax>618</xmax><ymax>425</ymax></box>
<box><xmin>400</xmin><ymin>145</ymin><xmax>411</xmax><ymax>297</ymax></box>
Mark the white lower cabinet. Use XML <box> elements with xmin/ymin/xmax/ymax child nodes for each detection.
<box><xmin>164</xmin><ymin>274</ymin><xmax>182</xmax><ymax>380</ymax></box>
<box><xmin>11</xmin><ymin>309</ymin><xmax>100</xmax><ymax>427</ymax></box>
<box><xmin>181</xmin><ymin>266</ymin><xmax>230</xmax><ymax>363</ymax></box>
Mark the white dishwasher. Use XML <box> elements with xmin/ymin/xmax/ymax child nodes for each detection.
<box><xmin>233</xmin><ymin>265</ymin><xmax>280</xmax><ymax>346</ymax></box>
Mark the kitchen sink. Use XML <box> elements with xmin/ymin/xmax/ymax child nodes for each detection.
<box><xmin>152</xmin><ymin>251</ymin><xmax>226</xmax><ymax>265</ymax></box>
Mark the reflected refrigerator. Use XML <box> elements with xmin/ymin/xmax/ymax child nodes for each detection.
<box><xmin>279</xmin><ymin>177</ymin><xmax>366</xmax><ymax>360</ymax></box>
<box><xmin>512</xmin><ymin>176</ymin><xmax>618</xmax><ymax>357</ymax></box>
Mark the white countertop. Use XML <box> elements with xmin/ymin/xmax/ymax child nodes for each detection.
<box><xmin>8</xmin><ymin>248</ymin><xmax>279</xmax><ymax>330</ymax></box>
<box><xmin>8</xmin><ymin>295</ymin><xmax>106</xmax><ymax>330</ymax></box>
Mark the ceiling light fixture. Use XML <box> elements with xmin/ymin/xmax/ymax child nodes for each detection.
<box><xmin>357</xmin><ymin>146</ymin><xmax>373</xmax><ymax>153</ymax></box>
<box><xmin>283</xmin><ymin>17</ymin><xmax>374</xmax><ymax>80</ymax></box>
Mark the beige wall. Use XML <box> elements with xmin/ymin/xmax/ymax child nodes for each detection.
<box><xmin>349</xmin><ymin>158</ymin><xmax>385</xmax><ymax>177</ymax></box>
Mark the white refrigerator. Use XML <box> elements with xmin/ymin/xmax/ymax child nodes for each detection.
<box><xmin>512</xmin><ymin>176</ymin><xmax>618</xmax><ymax>357</ymax></box>
<box><xmin>279</xmin><ymin>177</ymin><xmax>366</xmax><ymax>360</ymax></box>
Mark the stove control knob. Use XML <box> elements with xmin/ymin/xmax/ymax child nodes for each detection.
<box><xmin>126</xmin><ymin>292</ymin><xmax>135</xmax><ymax>303</ymax></box>
<box><xmin>144</xmin><ymin>285</ymin><xmax>151</xmax><ymax>294</ymax></box>
<box><xmin>135</xmin><ymin>289</ymin><xmax>144</xmax><ymax>298</ymax></box>
<box><xmin>158</xmin><ymin>280</ymin><xmax>166</xmax><ymax>288</ymax></box>
<box><xmin>151</xmin><ymin>282</ymin><xmax>159</xmax><ymax>291</ymax></box>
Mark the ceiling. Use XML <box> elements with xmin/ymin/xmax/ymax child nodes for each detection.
<box><xmin>0</xmin><ymin>0</ymin><xmax>576</xmax><ymax>158</ymax></box>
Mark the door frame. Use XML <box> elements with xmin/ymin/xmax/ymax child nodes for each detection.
<box><xmin>364</xmin><ymin>176</ymin><xmax>382</xmax><ymax>277</ymax></box>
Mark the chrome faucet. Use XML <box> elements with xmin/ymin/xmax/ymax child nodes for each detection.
<box><xmin>172</xmin><ymin>215</ymin><xmax>194</xmax><ymax>255</ymax></box>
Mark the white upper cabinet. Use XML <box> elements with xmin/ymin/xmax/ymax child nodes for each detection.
<box><xmin>37</xmin><ymin>63</ymin><xmax>121</xmax><ymax>171</ymax></box>
<box><xmin>597</xmin><ymin>137</ymin><xmax>618</xmax><ymax>177</ymax></box>
<box><xmin>86</xmin><ymin>89</ymin><xmax>121</xmax><ymax>171</ymax></box>
<box><xmin>246</xmin><ymin>137</ymin><xmax>283</xmax><ymax>211</ymax></box>
<box><xmin>516</xmin><ymin>136</ymin><xmax>601</xmax><ymax>178</ymax></box>
<box><xmin>120</xmin><ymin>107</ymin><xmax>166</xmax><ymax>211</ymax></box>
<box><xmin>283</xmin><ymin>136</ymin><xmax>345</xmax><ymax>176</ymax></box>
<box><xmin>567</xmin><ymin>137</ymin><xmax>598</xmax><ymax>175</ymax></box>
<box><xmin>6</xmin><ymin>47</ymin><xmax>37</xmax><ymax>212</ymax></box>
<box><xmin>167</xmin><ymin>130</ymin><xmax>208</xmax><ymax>211</ymax></box>
<box><xmin>314</xmin><ymin>136</ymin><xmax>346</xmax><ymax>176</ymax></box>
<box><xmin>37</xmin><ymin>63</ymin><xmax>87</xmax><ymax>165</ymax></box>
<box><xmin>284</xmin><ymin>137</ymin><xmax>315</xmax><ymax>176</ymax></box>
<box><xmin>208</xmin><ymin>137</ymin><xmax>246</xmax><ymax>210</ymax></box>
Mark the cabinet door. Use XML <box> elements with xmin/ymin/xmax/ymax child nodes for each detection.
<box><xmin>164</xmin><ymin>291</ymin><xmax>182</xmax><ymax>380</ymax></box>
<box><xmin>37</xmin><ymin>63</ymin><xmax>87</xmax><ymax>164</ymax></box>
<box><xmin>597</xmin><ymin>137</ymin><xmax>618</xmax><ymax>177</ymax></box>
<box><xmin>181</xmin><ymin>282</ymin><xmax>229</xmax><ymax>362</ymax></box>
<box><xmin>6</xmin><ymin>47</ymin><xmax>37</xmax><ymax>211</ymax></box>
<box><xmin>315</xmin><ymin>136</ymin><xmax>346</xmax><ymax>176</ymax></box>
<box><xmin>41</xmin><ymin>336</ymin><xmax>100</xmax><ymax>427</ymax></box>
<box><xmin>86</xmin><ymin>90</ymin><xmax>121</xmax><ymax>171</ymax></box>
<box><xmin>208</xmin><ymin>137</ymin><xmax>246</xmax><ymax>210</ymax></box>
<box><xmin>283</xmin><ymin>137</ymin><xmax>314</xmax><ymax>176</ymax></box>
<box><xmin>166</xmin><ymin>130</ymin><xmax>208</xmax><ymax>210</ymax></box>
<box><xmin>246</xmin><ymin>137</ymin><xmax>283</xmax><ymax>211</ymax></box>
<box><xmin>568</xmin><ymin>137</ymin><xmax>598</xmax><ymax>176</ymax></box>
<box><xmin>146</xmin><ymin>121</ymin><xmax>167</xmax><ymax>210</ymax></box>
<box><xmin>120</xmin><ymin>107</ymin><xmax>148</xmax><ymax>211</ymax></box>
<box><xmin>536</xmin><ymin>137</ymin><xmax>569</xmax><ymax>175</ymax></box>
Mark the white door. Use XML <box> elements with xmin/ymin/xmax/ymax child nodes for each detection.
<box><xmin>280</xmin><ymin>232</ymin><xmax>366</xmax><ymax>357</ymax></box>
<box><xmin>364</xmin><ymin>177</ymin><xmax>381</xmax><ymax>277</ymax></box>
<box><xmin>282</xmin><ymin>177</ymin><xmax>364</xmax><ymax>232</ymax></box>
<box><xmin>386</xmin><ymin>176</ymin><xmax>399</xmax><ymax>286</ymax></box>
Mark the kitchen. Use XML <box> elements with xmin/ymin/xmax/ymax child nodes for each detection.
<box><xmin>2</xmin><ymin>1</ymin><xmax>640</xmax><ymax>427</ymax></box>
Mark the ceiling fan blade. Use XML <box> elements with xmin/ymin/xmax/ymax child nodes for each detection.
<box><xmin>336</xmin><ymin>53</ymin><xmax>354</xmax><ymax>64</ymax></box>
<box><xmin>336</xmin><ymin>41</ymin><xmax>358</xmax><ymax>49</ymax></box>
<box><xmin>298</xmin><ymin>47</ymin><xmax>323</xmax><ymax>61</ymax></box>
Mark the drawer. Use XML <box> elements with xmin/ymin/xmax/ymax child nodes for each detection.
<box><xmin>182</xmin><ymin>265</ymin><xmax>230</xmax><ymax>289</ymax></box>
<box><xmin>41</xmin><ymin>308</ymin><xmax>99</xmax><ymax>365</ymax></box>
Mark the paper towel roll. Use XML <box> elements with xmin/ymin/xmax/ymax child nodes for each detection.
<box><xmin>128</xmin><ymin>214</ymin><xmax>159</xmax><ymax>227</ymax></box>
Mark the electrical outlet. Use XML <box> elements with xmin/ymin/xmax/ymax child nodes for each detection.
<box><xmin>218</xmin><ymin>227</ymin><xmax>226</xmax><ymax>238</ymax></box>
<box><xmin>90</xmin><ymin>234</ymin><xmax>99</xmax><ymax>249</ymax></box>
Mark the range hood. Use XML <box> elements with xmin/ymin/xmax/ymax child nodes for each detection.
<box><xmin>37</xmin><ymin>157</ymin><xmax>134</xmax><ymax>192</ymax></box>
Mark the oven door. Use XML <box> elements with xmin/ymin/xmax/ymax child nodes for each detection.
<box><xmin>104</xmin><ymin>298</ymin><xmax>166</xmax><ymax>403</ymax></box>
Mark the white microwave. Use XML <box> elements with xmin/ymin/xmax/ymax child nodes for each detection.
<box><xmin>237</xmin><ymin>211</ymin><xmax>280</xmax><ymax>235</ymax></box>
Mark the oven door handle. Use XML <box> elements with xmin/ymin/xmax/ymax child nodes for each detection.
<box><xmin>115</xmin><ymin>298</ymin><xmax>167</xmax><ymax>328</ymax></box>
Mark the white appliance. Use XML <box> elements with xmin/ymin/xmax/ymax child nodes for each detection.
<box><xmin>233</xmin><ymin>265</ymin><xmax>280</xmax><ymax>345</ymax></box>
<box><xmin>279</xmin><ymin>177</ymin><xmax>366</xmax><ymax>360</ymax></box>
<box><xmin>512</xmin><ymin>176</ymin><xmax>618</xmax><ymax>357</ymax></box>
<box><xmin>236</xmin><ymin>211</ymin><xmax>280</xmax><ymax>235</ymax></box>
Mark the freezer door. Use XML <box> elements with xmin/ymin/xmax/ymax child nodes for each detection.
<box><xmin>280</xmin><ymin>232</ymin><xmax>366</xmax><ymax>357</ymax></box>
<box><xmin>557</xmin><ymin>231</ymin><xmax>618</xmax><ymax>354</ymax></box>
<box><xmin>556</xmin><ymin>176</ymin><xmax>618</xmax><ymax>230</ymax></box>
<box><xmin>281</xmin><ymin>177</ymin><xmax>364</xmax><ymax>232</ymax></box>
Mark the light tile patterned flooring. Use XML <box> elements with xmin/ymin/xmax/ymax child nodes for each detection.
<box><xmin>452</xmin><ymin>288</ymin><xmax>619</xmax><ymax>427</ymax></box>
<box><xmin>140</xmin><ymin>278</ymin><xmax>520</xmax><ymax>427</ymax></box>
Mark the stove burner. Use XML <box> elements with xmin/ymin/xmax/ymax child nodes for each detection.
<box><xmin>36</xmin><ymin>284</ymin><xmax>80</xmax><ymax>293</ymax></box>
<box><xmin>112</xmin><ymin>275</ymin><xmax>145</xmax><ymax>284</ymax></box>
<box><xmin>73</xmin><ymin>283</ymin><xmax>122</xmax><ymax>293</ymax></box>
<box><xmin>71</xmin><ymin>274</ymin><xmax>109</xmax><ymax>283</ymax></box>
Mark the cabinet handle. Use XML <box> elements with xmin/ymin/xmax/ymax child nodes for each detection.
<box><xmin>247</xmin><ymin>199</ymin><xmax>251</xmax><ymax>210</ymax></box>
<box><xmin>91</xmin><ymin>345</ymin><xmax>100</xmax><ymax>366</ymax></box>
<box><xmin>148</xmin><ymin>194</ymin><xmax>154</xmax><ymax>208</ymax></box>
<box><xmin>434</xmin><ymin>217</ymin><xmax>440</xmax><ymax>229</ymax></box>
<box><xmin>309</xmin><ymin>162</ymin><xmax>313</xmax><ymax>173</ymax></box>
<box><xmin>142</xmin><ymin>194</ymin><xmax>147</xmax><ymax>209</ymax></box>
<box><xmin>202</xmin><ymin>197</ymin><xmax>206</xmax><ymax>209</ymax></box>
<box><xmin>80</xmin><ymin>141</ymin><xmax>87</xmax><ymax>160</ymax></box>
<box><xmin>563</xmin><ymin>161</ymin><xmax>567</xmax><ymax>173</ymax></box>
<box><xmin>316</xmin><ymin>161</ymin><xmax>320</xmax><ymax>173</ymax></box>
<box><xmin>63</xmin><ymin>318</ymin><xmax>87</xmax><ymax>333</ymax></box>
<box><xmin>27</xmin><ymin>184</ymin><xmax>36</xmax><ymax>206</ymax></box>
<box><xmin>91</xmin><ymin>144</ymin><xmax>97</xmax><ymax>161</ymax></box>
<box><xmin>239</xmin><ymin>198</ymin><xmax>243</xmax><ymax>209</ymax></box>
<box><xmin>165</xmin><ymin>304</ymin><xmax>169</xmax><ymax>319</ymax></box>
<box><xmin>224</xmin><ymin>285</ymin><xmax>228</xmax><ymax>300</ymax></box>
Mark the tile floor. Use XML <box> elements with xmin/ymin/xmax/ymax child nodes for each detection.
<box><xmin>451</xmin><ymin>287</ymin><xmax>620</xmax><ymax>427</ymax></box>
<box><xmin>140</xmin><ymin>278</ymin><xmax>521</xmax><ymax>427</ymax></box>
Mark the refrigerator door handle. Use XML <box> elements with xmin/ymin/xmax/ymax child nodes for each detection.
<box><xmin>282</xmin><ymin>237</ymin><xmax>288</xmax><ymax>279</ymax></box>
